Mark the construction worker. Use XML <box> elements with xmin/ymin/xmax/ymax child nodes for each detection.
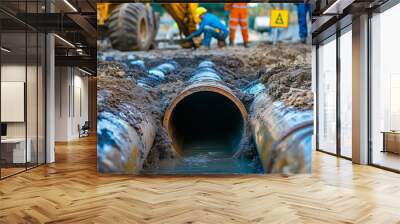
<box><xmin>296</xmin><ymin>1</ymin><xmax>312</xmax><ymax>43</ymax></box>
<box><xmin>227</xmin><ymin>2</ymin><xmax>249</xmax><ymax>47</ymax></box>
<box><xmin>185</xmin><ymin>7</ymin><xmax>228</xmax><ymax>49</ymax></box>
<box><xmin>224</xmin><ymin>3</ymin><xmax>231</xmax><ymax>27</ymax></box>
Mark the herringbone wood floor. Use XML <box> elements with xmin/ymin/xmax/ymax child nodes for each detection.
<box><xmin>0</xmin><ymin>136</ymin><xmax>400</xmax><ymax>224</ymax></box>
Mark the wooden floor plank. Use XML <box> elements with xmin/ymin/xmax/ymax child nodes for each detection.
<box><xmin>0</xmin><ymin>136</ymin><xmax>400</xmax><ymax>223</ymax></box>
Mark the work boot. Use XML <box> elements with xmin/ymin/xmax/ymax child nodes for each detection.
<box><xmin>218</xmin><ymin>40</ymin><xmax>227</xmax><ymax>48</ymax></box>
<box><xmin>244</xmin><ymin>42</ymin><xmax>249</xmax><ymax>48</ymax></box>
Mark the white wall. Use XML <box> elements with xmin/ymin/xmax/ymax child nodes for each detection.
<box><xmin>1</xmin><ymin>82</ymin><xmax>25</xmax><ymax>122</ymax></box>
<box><xmin>73</xmin><ymin>72</ymin><xmax>89</xmax><ymax>137</ymax></box>
<box><xmin>55</xmin><ymin>66</ymin><xmax>69</xmax><ymax>141</ymax></box>
<box><xmin>54</xmin><ymin>67</ymin><xmax>89</xmax><ymax>141</ymax></box>
<box><xmin>1</xmin><ymin>63</ymin><xmax>46</xmax><ymax>164</ymax></box>
<box><xmin>1</xmin><ymin>65</ymin><xmax>26</xmax><ymax>140</ymax></box>
<box><xmin>1</xmin><ymin>65</ymin><xmax>29</xmax><ymax>138</ymax></box>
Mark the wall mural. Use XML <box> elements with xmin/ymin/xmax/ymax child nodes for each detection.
<box><xmin>97</xmin><ymin>2</ymin><xmax>313</xmax><ymax>174</ymax></box>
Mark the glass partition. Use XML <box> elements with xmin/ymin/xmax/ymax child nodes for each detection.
<box><xmin>371</xmin><ymin>4</ymin><xmax>400</xmax><ymax>171</ymax></box>
<box><xmin>38</xmin><ymin>32</ymin><xmax>45</xmax><ymax>165</ymax></box>
<box><xmin>1</xmin><ymin>31</ymin><xmax>28</xmax><ymax>177</ymax></box>
<box><xmin>27</xmin><ymin>31</ymin><xmax>38</xmax><ymax>169</ymax></box>
<box><xmin>339</xmin><ymin>28</ymin><xmax>352</xmax><ymax>158</ymax></box>
<box><xmin>317</xmin><ymin>36</ymin><xmax>337</xmax><ymax>154</ymax></box>
<box><xmin>0</xmin><ymin>0</ymin><xmax>46</xmax><ymax>179</ymax></box>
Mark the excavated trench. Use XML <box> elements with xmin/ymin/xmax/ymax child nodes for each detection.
<box><xmin>155</xmin><ymin>61</ymin><xmax>257</xmax><ymax>174</ymax></box>
<box><xmin>97</xmin><ymin>44</ymin><xmax>313</xmax><ymax>174</ymax></box>
<box><xmin>157</xmin><ymin>89</ymin><xmax>253</xmax><ymax>174</ymax></box>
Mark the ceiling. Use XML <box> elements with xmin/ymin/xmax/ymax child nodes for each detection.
<box><xmin>0</xmin><ymin>0</ymin><xmax>96</xmax><ymax>74</ymax></box>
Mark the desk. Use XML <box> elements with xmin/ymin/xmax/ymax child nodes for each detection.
<box><xmin>382</xmin><ymin>131</ymin><xmax>400</xmax><ymax>155</ymax></box>
<box><xmin>1</xmin><ymin>138</ymin><xmax>31</xmax><ymax>163</ymax></box>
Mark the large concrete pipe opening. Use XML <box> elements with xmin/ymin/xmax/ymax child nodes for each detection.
<box><xmin>163</xmin><ymin>87</ymin><xmax>248</xmax><ymax>156</ymax></box>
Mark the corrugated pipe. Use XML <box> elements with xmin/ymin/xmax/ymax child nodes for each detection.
<box><xmin>244</xmin><ymin>83</ymin><xmax>314</xmax><ymax>174</ymax></box>
<box><xmin>137</xmin><ymin>60</ymin><xmax>178</xmax><ymax>88</ymax></box>
<box><xmin>97</xmin><ymin>111</ymin><xmax>155</xmax><ymax>174</ymax></box>
<box><xmin>163</xmin><ymin>61</ymin><xmax>248</xmax><ymax>156</ymax></box>
<box><xmin>96</xmin><ymin>60</ymin><xmax>177</xmax><ymax>174</ymax></box>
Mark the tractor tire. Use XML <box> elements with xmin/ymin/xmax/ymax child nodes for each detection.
<box><xmin>107</xmin><ymin>3</ymin><xmax>153</xmax><ymax>51</ymax></box>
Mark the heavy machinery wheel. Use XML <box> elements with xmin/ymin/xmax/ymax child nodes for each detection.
<box><xmin>107</xmin><ymin>3</ymin><xmax>153</xmax><ymax>51</ymax></box>
<box><xmin>149</xmin><ymin>11</ymin><xmax>160</xmax><ymax>50</ymax></box>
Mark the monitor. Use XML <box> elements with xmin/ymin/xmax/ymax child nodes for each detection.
<box><xmin>1</xmin><ymin>123</ymin><xmax>7</xmax><ymax>137</ymax></box>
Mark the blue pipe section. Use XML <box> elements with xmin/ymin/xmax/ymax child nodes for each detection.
<box><xmin>137</xmin><ymin>60</ymin><xmax>178</xmax><ymax>88</ymax></box>
<box><xmin>245</xmin><ymin>82</ymin><xmax>314</xmax><ymax>173</ymax></box>
<box><xmin>128</xmin><ymin>60</ymin><xmax>146</xmax><ymax>71</ymax></box>
<box><xmin>189</xmin><ymin>61</ymin><xmax>222</xmax><ymax>83</ymax></box>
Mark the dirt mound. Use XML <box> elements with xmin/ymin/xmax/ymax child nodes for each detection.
<box><xmin>258</xmin><ymin>63</ymin><xmax>313</xmax><ymax>109</ymax></box>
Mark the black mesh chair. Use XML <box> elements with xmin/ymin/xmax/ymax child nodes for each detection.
<box><xmin>79</xmin><ymin>121</ymin><xmax>90</xmax><ymax>138</ymax></box>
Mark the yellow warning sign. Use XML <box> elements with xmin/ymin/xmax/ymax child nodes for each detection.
<box><xmin>270</xmin><ymin>10</ymin><xmax>289</xmax><ymax>28</ymax></box>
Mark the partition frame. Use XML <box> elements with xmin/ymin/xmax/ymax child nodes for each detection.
<box><xmin>315</xmin><ymin>22</ymin><xmax>353</xmax><ymax>161</ymax></box>
<box><xmin>368</xmin><ymin>1</ymin><xmax>400</xmax><ymax>173</ymax></box>
<box><xmin>315</xmin><ymin>0</ymin><xmax>400</xmax><ymax>173</ymax></box>
<box><xmin>0</xmin><ymin>0</ymin><xmax>48</xmax><ymax>180</ymax></box>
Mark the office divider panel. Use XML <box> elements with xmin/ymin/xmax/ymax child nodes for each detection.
<box><xmin>0</xmin><ymin>1</ymin><xmax>47</xmax><ymax>179</ymax></box>
<box><xmin>339</xmin><ymin>29</ymin><xmax>353</xmax><ymax>158</ymax></box>
<box><xmin>317</xmin><ymin>36</ymin><xmax>337</xmax><ymax>155</ymax></box>
<box><xmin>370</xmin><ymin>4</ymin><xmax>400</xmax><ymax>171</ymax></box>
<box><xmin>0</xmin><ymin>30</ymin><xmax>28</xmax><ymax>178</ymax></box>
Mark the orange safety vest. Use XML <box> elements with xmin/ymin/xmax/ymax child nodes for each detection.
<box><xmin>230</xmin><ymin>3</ymin><xmax>248</xmax><ymax>21</ymax></box>
<box><xmin>224</xmin><ymin>3</ymin><xmax>232</xmax><ymax>11</ymax></box>
<box><xmin>231</xmin><ymin>2</ymin><xmax>248</xmax><ymax>9</ymax></box>
<box><xmin>229</xmin><ymin>3</ymin><xmax>249</xmax><ymax>43</ymax></box>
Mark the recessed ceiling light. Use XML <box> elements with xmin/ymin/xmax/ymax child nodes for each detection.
<box><xmin>322</xmin><ymin>0</ymin><xmax>353</xmax><ymax>15</ymax></box>
<box><xmin>78</xmin><ymin>67</ymin><xmax>93</xmax><ymax>76</ymax></box>
<box><xmin>54</xmin><ymin>34</ymin><xmax>75</xmax><ymax>48</ymax></box>
<box><xmin>63</xmin><ymin>0</ymin><xmax>78</xmax><ymax>12</ymax></box>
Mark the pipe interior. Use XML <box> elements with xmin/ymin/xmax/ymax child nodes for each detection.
<box><xmin>169</xmin><ymin>91</ymin><xmax>244</xmax><ymax>155</ymax></box>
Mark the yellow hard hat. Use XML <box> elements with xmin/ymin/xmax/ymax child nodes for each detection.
<box><xmin>196</xmin><ymin>7</ymin><xmax>207</xmax><ymax>17</ymax></box>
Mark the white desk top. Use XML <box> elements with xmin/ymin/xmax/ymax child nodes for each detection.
<box><xmin>1</xmin><ymin>138</ymin><xmax>27</xmax><ymax>143</ymax></box>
